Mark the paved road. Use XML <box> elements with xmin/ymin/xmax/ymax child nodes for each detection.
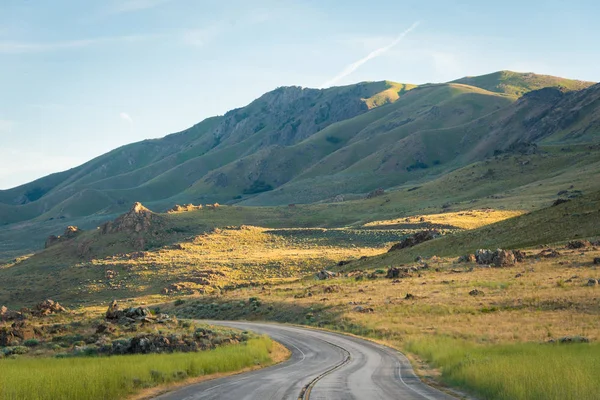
<box><xmin>155</xmin><ymin>321</ymin><xmax>456</xmax><ymax>400</ymax></box>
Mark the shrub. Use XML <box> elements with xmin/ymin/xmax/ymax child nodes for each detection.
<box><xmin>23</xmin><ymin>339</ymin><xmax>40</xmax><ymax>347</ymax></box>
<box><xmin>174</xmin><ymin>299</ymin><xmax>185</xmax><ymax>307</ymax></box>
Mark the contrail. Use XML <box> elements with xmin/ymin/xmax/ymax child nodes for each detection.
<box><xmin>321</xmin><ymin>21</ymin><xmax>420</xmax><ymax>88</ymax></box>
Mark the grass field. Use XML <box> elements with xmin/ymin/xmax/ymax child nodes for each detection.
<box><xmin>0</xmin><ymin>336</ymin><xmax>274</xmax><ymax>400</ymax></box>
<box><xmin>406</xmin><ymin>337</ymin><xmax>600</xmax><ymax>400</ymax></box>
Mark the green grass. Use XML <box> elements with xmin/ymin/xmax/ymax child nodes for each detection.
<box><xmin>0</xmin><ymin>337</ymin><xmax>273</xmax><ymax>400</ymax></box>
<box><xmin>451</xmin><ymin>70</ymin><xmax>595</xmax><ymax>97</ymax></box>
<box><xmin>406</xmin><ymin>336</ymin><xmax>600</xmax><ymax>400</ymax></box>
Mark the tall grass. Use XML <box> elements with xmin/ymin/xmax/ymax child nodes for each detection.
<box><xmin>406</xmin><ymin>336</ymin><xmax>600</xmax><ymax>400</ymax></box>
<box><xmin>0</xmin><ymin>337</ymin><xmax>273</xmax><ymax>400</ymax></box>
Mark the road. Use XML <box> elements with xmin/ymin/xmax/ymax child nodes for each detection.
<box><xmin>155</xmin><ymin>321</ymin><xmax>456</xmax><ymax>400</ymax></box>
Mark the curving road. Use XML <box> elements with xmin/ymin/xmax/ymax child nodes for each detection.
<box><xmin>155</xmin><ymin>321</ymin><xmax>456</xmax><ymax>400</ymax></box>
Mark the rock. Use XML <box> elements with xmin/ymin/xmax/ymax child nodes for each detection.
<box><xmin>475</xmin><ymin>249</ymin><xmax>518</xmax><ymax>266</ymax></box>
<box><xmin>552</xmin><ymin>198</ymin><xmax>570</xmax><ymax>207</ymax></box>
<box><xmin>316</xmin><ymin>270</ymin><xmax>337</xmax><ymax>280</ymax></box>
<box><xmin>366</xmin><ymin>188</ymin><xmax>385</xmax><ymax>199</ymax></box>
<box><xmin>404</xmin><ymin>293</ymin><xmax>415</xmax><ymax>300</ymax></box>
<box><xmin>337</xmin><ymin>260</ymin><xmax>352</xmax><ymax>267</ymax></box>
<box><xmin>388</xmin><ymin>230</ymin><xmax>440</xmax><ymax>252</ymax></box>
<box><xmin>0</xmin><ymin>321</ymin><xmax>35</xmax><ymax>346</ymax></box>
<box><xmin>323</xmin><ymin>285</ymin><xmax>340</xmax><ymax>293</ymax></box>
<box><xmin>557</xmin><ymin>335</ymin><xmax>589</xmax><ymax>344</ymax></box>
<box><xmin>594</xmin><ymin>258</ymin><xmax>600</xmax><ymax>265</ymax></box>
<box><xmin>538</xmin><ymin>248</ymin><xmax>561</xmax><ymax>258</ymax></box>
<box><xmin>458</xmin><ymin>254</ymin><xmax>477</xmax><ymax>263</ymax></box>
<box><xmin>587</xmin><ymin>279</ymin><xmax>598</xmax><ymax>286</ymax></box>
<box><xmin>353</xmin><ymin>306</ymin><xmax>374</xmax><ymax>313</ymax></box>
<box><xmin>469</xmin><ymin>289</ymin><xmax>484</xmax><ymax>296</ymax></box>
<box><xmin>44</xmin><ymin>226</ymin><xmax>83</xmax><ymax>248</ymax></box>
<box><xmin>100</xmin><ymin>202</ymin><xmax>157</xmax><ymax>235</ymax></box>
<box><xmin>44</xmin><ymin>235</ymin><xmax>60</xmax><ymax>248</ymax></box>
<box><xmin>96</xmin><ymin>323</ymin><xmax>115</xmax><ymax>334</ymax></box>
<box><xmin>475</xmin><ymin>249</ymin><xmax>495</xmax><ymax>264</ymax></box>
<box><xmin>566</xmin><ymin>240</ymin><xmax>592</xmax><ymax>249</ymax></box>
<box><xmin>35</xmin><ymin>299</ymin><xmax>66</xmax><ymax>316</ymax></box>
<box><xmin>105</xmin><ymin>300</ymin><xmax>122</xmax><ymax>320</ymax></box>
<box><xmin>493</xmin><ymin>249</ymin><xmax>516</xmax><ymax>267</ymax></box>
<box><xmin>105</xmin><ymin>269</ymin><xmax>118</xmax><ymax>280</ymax></box>
<box><xmin>513</xmin><ymin>250</ymin><xmax>527</xmax><ymax>262</ymax></box>
<box><xmin>386</xmin><ymin>267</ymin><xmax>412</xmax><ymax>279</ymax></box>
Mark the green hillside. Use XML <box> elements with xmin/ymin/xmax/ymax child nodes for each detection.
<box><xmin>451</xmin><ymin>70</ymin><xmax>595</xmax><ymax>96</ymax></box>
<box><xmin>0</xmin><ymin>71</ymin><xmax>598</xmax><ymax>259</ymax></box>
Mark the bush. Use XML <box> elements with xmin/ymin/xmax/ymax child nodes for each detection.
<box><xmin>174</xmin><ymin>299</ymin><xmax>185</xmax><ymax>307</ymax></box>
<box><xmin>23</xmin><ymin>339</ymin><xmax>40</xmax><ymax>347</ymax></box>
<box><xmin>243</xmin><ymin>180</ymin><xmax>273</xmax><ymax>195</ymax></box>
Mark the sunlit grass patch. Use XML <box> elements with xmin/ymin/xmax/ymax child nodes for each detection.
<box><xmin>406</xmin><ymin>336</ymin><xmax>600</xmax><ymax>400</ymax></box>
<box><xmin>0</xmin><ymin>337</ymin><xmax>273</xmax><ymax>400</ymax></box>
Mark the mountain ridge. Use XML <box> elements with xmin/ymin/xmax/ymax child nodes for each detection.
<box><xmin>0</xmin><ymin>70</ymin><xmax>598</xmax><ymax>258</ymax></box>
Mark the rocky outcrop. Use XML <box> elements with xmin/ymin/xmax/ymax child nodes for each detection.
<box><xmin>316</xmin><ymin>270</ymin><xmax>337</xmax><ymax>280</ymax></box>
<box><xmin>366</xmin><ymin>188</ymin><xmax>385</xmax><ymax>199</ymax></box>
<box><xmin>101</xmin><ymin>202</ymin><xmax>157</xmax><ymax>235</ymax></box>
<box><xmin>105</xmin><ymin>300</ymin><xmax>153</xmax><ymax>323</ymax></box>
<box><xmin>475</xmin><ymin>249</ymin><xmax>521</xmax><ymax>267</ymax></box>
<box><xmin>0</xmin><ymin>321</ymin><xmax>36</xmax><ymax>346</ymax></box>
<box><xmin>566</xmin><ymin>240</ymin><xmax>592</xmax><ymax>249</ymax></box>
<box><xmin>388</xmin><ymin>230</ymin><xmax>440</xmax><ymax>252</ymax></box>
<box><xmin>168</xmin><ymin>204</ymin><xmax>203</xmax><ymax>213</ymax></box>
<box><xmin>35</xmin><ymin>299</ymin><xmax>66</xmax><ymax>316</ymax></box>
<box><xmin>44</xmin><ymin>226</ymin><xmax>83</xmax><ymax>248</ymax></box>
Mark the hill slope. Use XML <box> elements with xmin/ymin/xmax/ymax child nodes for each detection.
<box><xmin>0</xmin><ymin>71</ymin><xmax>598</xmax><ymax>258</ymax></box>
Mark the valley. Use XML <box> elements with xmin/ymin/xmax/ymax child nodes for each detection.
<box><xmin>1</xmin><ymin>70</ymin><xmax>599</xmax><ymax>400</ymax></box>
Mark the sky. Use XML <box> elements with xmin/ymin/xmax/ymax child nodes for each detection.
<box><xmin>1</xmin><ymin>0</ymin><xmax>599</xmax><ymax>189</ymax></box>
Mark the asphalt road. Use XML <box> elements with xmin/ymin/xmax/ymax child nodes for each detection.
<box><xmin>155</xmin><ymin>321</ymin><xmax>456</xmax><ymax>400</ymax></box>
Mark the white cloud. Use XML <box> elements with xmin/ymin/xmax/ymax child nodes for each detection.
<box><xmin>321</xmin><ymin>21</ymin><xmax>420</xmax><ymax>88</ymax></box>
<box><xmin>0</xmin><ymin>35</ymin><xmax>156</xmax><ymax>54</ymax></box>
<box><xmin>119</xmin><ymin>112</ymin><xmax>134</xmax><ymax>126</ymax></box>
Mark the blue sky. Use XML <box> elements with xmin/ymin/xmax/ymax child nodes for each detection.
<box><xmin>0</xmin><ymin>0</ymin><xmax>598</xmax><ymax>189</ymax></box>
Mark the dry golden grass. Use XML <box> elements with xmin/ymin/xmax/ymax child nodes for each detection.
<box><xmin>183</xmin><ymin>244</ymin><xmax>600</xmax><ymax>345</ymax></box>
<box><xmin>363</xmin><ymin>209</ymin><xmax>524</xmax><ymax>230</ymax></box>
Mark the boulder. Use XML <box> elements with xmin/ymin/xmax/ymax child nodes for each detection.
<box><xmin>552</xmin><ymin>198</ymin><xmax>570</xmax><ymax>207</ymax></box>
<box><xmin>469</xmin><ymin>289</ymin><xmax>484</xmax><ymax>296</ymax></box>
<box><xmin>353</xmin><ymin>306</ymin><xmax>374</xmax><ymax>313</ymax></box>
<box><xmin>316</xmin><ymin>270</ymin><xmax>337</xmax><ymax>280</ymax></box>
<box><xmin>44</xmin><ymin>226</ymin><xmax>83</xmax><ymax>248</ymax></box>
<box><xmin>538</xmin><ymin>248</ymin><xmax>561</xmax><ymax>258</ymax></box>
<box><xmin>458</xmin><ymin>254</ymin><xmax>477</xmax><ymax>263</ymax></box>
<box><xmin>388</xmin><ymin>230</ymin><xmax>440</xmax><ymax>252</ymax></box>
<box><xmin>35</xmin><ymin>299</ymin><xmax>66</xmax><ymax>316</ymax></box>
<box><xmin>385</xmin><ymin>267</ymin><xmax>412</xmax><ymax>279</ymax></box>
<box><xmin>587</xmin><ymin>279</ymin><xmax>598</xmax><ymax>286</ymax></box>
<box><xmin>105</xmin><ymin>300</ymin><xmax>122</xmax><ymax>320</ymax></box>
<box><xmin>493</xmin><ymin>249</ymin><xmax>516</xmax><ymax>267</ymax></box>
<box><xmin>0</xmin><ymin>321</ymin><xmax>35</xmax><ymax>346</ymax></box>
<box><xmin>475</xmin><ymin>249</ymin><xmax>518</xmax><ymax>266</ymax></box>
<box><xmin>566</xmin><ymin>240</ymin><xmax>592</xmax><ymax>249</ymax></box>
<box><xmin>475</xmin><ymin>249</ymin><xmax>495</xmax><ymax>264</ymax></box>
<box><xmin>558</xmin><ymin>335</ymin><xmax>589</xmax><ymax>344</ymax></box>
<box><xmin>366</xmin><ymin>188</ymin><xmax>385</xmax><ymax>199</ymax></box>
<box><xmin>594</xmin><ymin>258</ymin><xmax>600</xmax><ymax>265</ymax></box>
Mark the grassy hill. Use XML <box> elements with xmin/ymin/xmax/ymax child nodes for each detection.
<box><xmin>0</xmin><ymin>71</ymin><xmax>598</xmax><ymax>259</ymax></box>
<box><xmin>451</xmin><ymin>70</ymin><xmax>595</xmax><ymax>96</ymax></box>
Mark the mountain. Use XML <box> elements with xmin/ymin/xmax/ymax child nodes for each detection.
<box><xmin>451</xmin><ymin>70</ymin><xmax>594</xmax><ymax>97</ymax></box>
<box><xmin>0</xmin><ymin>71</ymin><xmax>598</xmax><ymax>258</ymax></box>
